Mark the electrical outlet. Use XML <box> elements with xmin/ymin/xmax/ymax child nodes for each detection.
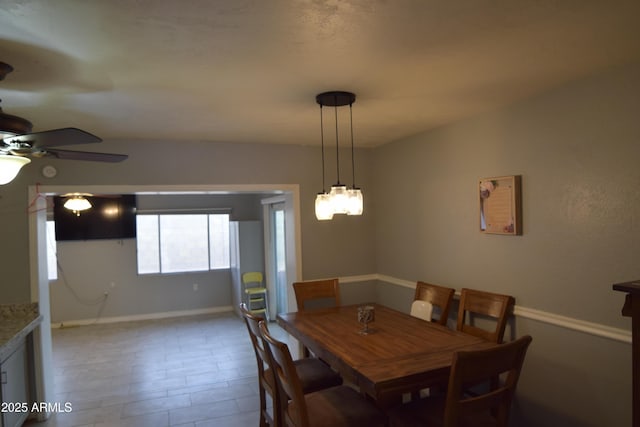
<box><xmin>104</xmin><ymin>291</ymin><xmax>109</xmax><ymax>296</ymax></box>
<box><xmin>193</xmin><ymin>283</ymin><xmax>199</xmax><ymax>291</ymax></box>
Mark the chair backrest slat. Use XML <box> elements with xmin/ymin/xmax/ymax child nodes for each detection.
<box><xmin>239</xmin><ymin>304</ymin><xmax>269</xmax><ymax>378</ymax></box>
<box><xmin>414</xmin><ymin>281</ymin><xmax>455</xmax><ymax>325</ymax></box>
<box><xmin>293</xmin><ymin>278</ymin><xmax>340</xmax><ymax>311</ymax></box>
<box><xmin>456</xmin><ymin>288</ymin><xmax>515</xmax><ymax>343</ymax></box>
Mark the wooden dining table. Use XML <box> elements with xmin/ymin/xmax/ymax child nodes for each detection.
<box><xmin>277</xmin><ymin>303</ymin><xmax>496</xmax><ymax>407</ymax></box>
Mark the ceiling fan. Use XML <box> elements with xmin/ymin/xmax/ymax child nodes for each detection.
<box><xmin>0</xmin><ymin>61</ymin><xmax>127</xmax><ymax>184</ymax></box>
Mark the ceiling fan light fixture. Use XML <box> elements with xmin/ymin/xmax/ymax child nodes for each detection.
<box><xmin>0</xmin><ymin>155</ymin><xmax>31</xmax><ymax>185</ymax></box>
<box><xmin>64</xmin><ymin>195</ymin><xmax>92</xmax><ymax>216</ymax></box>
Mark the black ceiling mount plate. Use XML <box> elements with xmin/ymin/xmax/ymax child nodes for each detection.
<box><xmin>316</xmin><ymin>91</ymin><xmax>356</xmax><ymax>107</ymax></box>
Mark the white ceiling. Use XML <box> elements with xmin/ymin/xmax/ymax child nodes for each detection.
<box><xmin>1</xmin><ymin>0</ymin><xmax>639</xmax><ymax>148</ymax></box>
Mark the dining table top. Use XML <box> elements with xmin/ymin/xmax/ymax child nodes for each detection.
<box><xmin>277</xmin><ymin>303</ymin><xmax>496</xmax><ymax>406</ymax></box>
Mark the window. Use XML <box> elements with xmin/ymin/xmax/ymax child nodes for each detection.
<box><xmin>136</xmin><ymin>213</ymin><xmax>230</xmax><ymax>274</ymax></box>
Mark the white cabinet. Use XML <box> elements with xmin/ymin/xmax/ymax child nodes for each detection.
<box><xmin>230</xmin><ymin>220</ymin><xmax>265</xmax><ymax>315</ymax></box>
<box><xmin>1</xmin><ymin>340</ymin><xmax>30</xmax><ymax>427</ymax></box>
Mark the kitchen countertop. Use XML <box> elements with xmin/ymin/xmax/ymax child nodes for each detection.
<box><xmin>0</xmin><ymin>303</ymin><xmax>42</xmax><ymax>361</ymax></box>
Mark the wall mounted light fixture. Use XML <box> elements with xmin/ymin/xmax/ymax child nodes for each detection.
<box><xmin>63</xmin><ymin>194</ymin><xmax>92</xmax><ymax>216</ymax></box>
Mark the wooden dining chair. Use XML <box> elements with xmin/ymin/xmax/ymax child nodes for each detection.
<box><xmin>292</xmin><ymin>278</ymin><xmax>341</xmax><ymax>357</ymax></box>
<box><xmin>259</xmin><ymin>320</ymin><xmax>387</xmax><ymax>427</ymax></box>
<box><xmin>387</xmin><ymin>335</ymin><xmax>533</xmax><ymax>427</ymax></box>
<box><xmin>456</xmin><ymin>288</ymin><xmax>515</xmax><ymax>343</ymax></box>
<box><xmin>239</xmin><ymin>304</ymin><xmax>343</xmax><ymax>427</ymax></box>
<box><xmin>412</xmin><ymin>281</ymin><xmax>455</xmax><ymax>326</ymax></box>
<box><xmin>408</xmin><ymin>281</ymin><xmax>457</xmax><ymax>400</ymax></box>
<box><xmin>293</xmin><ymin>278</ymin><xmax>341</xmax><ymax>311</ymax></box>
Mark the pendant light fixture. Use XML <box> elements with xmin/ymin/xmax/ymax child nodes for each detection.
<box><xmin>314</xmin><ymin>91</ymin><xmax>363</xmax><ymax>220</ymax></box>
<box><xmin>314</xmin><ymin>98</ymin><xmax>333</xmax><ymax>220</ymax></box>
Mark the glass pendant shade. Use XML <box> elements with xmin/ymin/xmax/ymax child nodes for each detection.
<box><xmin>329</xmin><ymin>184</ymin><xmax>349</xmax><ymax>214</ymax></box>
<box><xmin>315</xmin><ymin>192</ymin><xmax>334</xmax><ymax>220</ymax></box>
<box><xmin>346</xmin><ymin>188</ymin><xmax>363</xmax><ymax>216</ymax></box>
<box><xmin>0</xmin><ymin>155</ymin><xmax>30</xmax><ymax>185</ymax></box>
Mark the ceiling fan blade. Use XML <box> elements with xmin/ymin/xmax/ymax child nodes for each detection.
<box><xmin>43</xmin><ymin>148</ymin><xmax>128</xmax><ymax>163</ymax></box>
<box><xmin>3</xmin><ymin>127</ymin><xmax>101</xmax><ymax>148</ymax></box>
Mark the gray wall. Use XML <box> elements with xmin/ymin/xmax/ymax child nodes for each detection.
<box><xmin>0</xmin><ymin>62</ymin><xmax>636</xmax><ymax>426</ymax></box>
<box><xmin>48</xmin><ymin>194</ymin><xmax>265</xmax><ymax>323</ymax></box>
<box><xmin>0</xmin><ymin>141</ymin><xmax>375</xmax><ymax>304</ymax></box>
<box><xmin>372</xmin><ymin>62</ymin><xmax>640</xmax><ymax>427</ymax></box>
<box><xmin>51</xmin><ymin>239</ymin><xmax>231</xmax><ymax>323</ymax></box>
<box><xmin>373</xmin><ymin>63</ymin><xmax>639</xmax><ymax>328</ymax></box>
<box><xmin>136</xmin><ymin>193</ymin><xmax>264</xmax><ymax>221</ymax></box>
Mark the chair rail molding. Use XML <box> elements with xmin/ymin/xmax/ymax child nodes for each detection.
<box><xmin>348</xmin><ymin>274</ymin><xmax>632</xmax><ymax>344</ymax></box>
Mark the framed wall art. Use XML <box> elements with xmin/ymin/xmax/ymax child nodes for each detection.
<box><xmin>479</xmin><ymin>175</ymin><xmax>522</xmax><ymax>235</ymax></box>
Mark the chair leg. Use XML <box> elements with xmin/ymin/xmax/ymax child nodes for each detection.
<box><xmin>258</xmin><ymin>387</ymin><xmax>270</xmax><ymax>427</ymax></box>
<box><xmin>299</xmin><ymin>342</ymin><xmax>310</xmax><ymax>358</ymax></box>
<box><xmin>273</xmin><ymin>384</ymin><xmax>286</xmax><ymax>427</ymax></box>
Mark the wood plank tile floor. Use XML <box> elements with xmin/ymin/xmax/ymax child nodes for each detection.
<box><xmin>24</xmin><ymin>311</ymin><xmax>293</xmax><ymax>427</ymax></box>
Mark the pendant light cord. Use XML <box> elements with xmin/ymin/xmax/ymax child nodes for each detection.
<box><xmin>350</xmin><ymin>102</ymin><xmax>356</xmax><ymax>188</ymax></box>
<box><xmin>320</xmin><ymin>104</ymin><xmax>326</xmax><ymax>192</ymax></box>
<box><xmin>334</xmin><ymin>96</ymin><xmax>341</xmax><ymax>185</ymax></box>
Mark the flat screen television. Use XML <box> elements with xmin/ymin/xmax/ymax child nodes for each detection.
<box><xmin>53</xmin><ymin>195</ymin><xmax>137</xmax><ymax>241</ymax></box>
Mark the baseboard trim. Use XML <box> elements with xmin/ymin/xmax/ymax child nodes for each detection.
<box><xmin>355</xmin><ymin>274</ymin><xmax>632</xmax><ymax>344</ymax></box>
<box><xmin>51</xmin><ymin>306</ymin><xmax>234</xmax><ymax>328</ymax></box>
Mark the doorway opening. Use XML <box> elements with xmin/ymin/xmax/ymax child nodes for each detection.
<box><xmin>28</xmin><ymin>183</ymin><xmax>302</xmax><ymax>408</ymax></box>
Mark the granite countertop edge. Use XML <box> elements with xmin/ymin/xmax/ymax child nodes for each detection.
<box><xmin>0</xmin><ymin>303</ymin><xmax>43</xmax><ymax>361</ymax></box>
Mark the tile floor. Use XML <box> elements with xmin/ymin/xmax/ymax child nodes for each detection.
<box><xmin>23</xmin><ymin>311</ymin><xmax>292</xmax><ymax>427</ymax></box>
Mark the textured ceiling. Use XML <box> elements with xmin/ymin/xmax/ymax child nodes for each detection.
<box><xmin>1</xmin><ymin>0</ymin><xmax>639</xmax><ymax>147</ymax></box>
